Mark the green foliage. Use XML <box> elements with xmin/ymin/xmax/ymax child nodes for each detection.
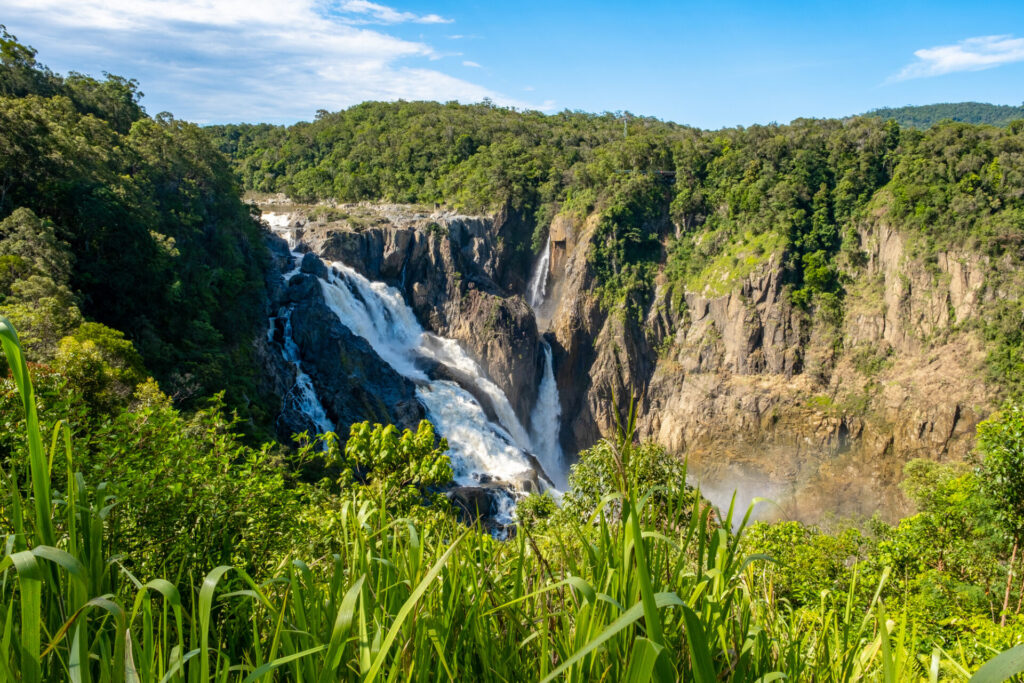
<box><xmin>515</xmin><ymin>490</ymin><xmax>558</xmax><ymax>526</ymax></box>
<box><xmin>883</xmin><ymin>121</ymin><xmax>1024</xmax><ymax>256</ymax></box>
<box><xmin>977</xmin><ymin>403</ymin><xmax>1024</xmax><ymax>541</ymax></box>
<box><xmin>0</xmin><ymin>207</ymin><xmax>72</xmax><ymax>285</ymax></box>
<box><xmin>4</xmin><ymin>28</ymin><xmax>1024</xmax><ymax>679</ymax></box>
<box><xmin>0</xmin><ymin>325</ymin><xmax>911</xmax><ymax>680</ymax></box>
<box><xmin>0</xmin><ymin>29</ymin><xmax>270</xmax><ymax>425</ymax></box>
<box><xmin>340</xmin><ymin>420</ymin><xmax>452</xmax><ymax>509</ymax></box>
<box><xmin>424</xmin><ymin>220</ymin><xmax>448</xmax><ymax>239</ymax></box>
<box><xmin>587</xmin><ymin>175</ymin><xmax>668</xmax><ymax>314</ymax></box>
<box><xmin>984</xmin><ymin>298</ymin><xmax>1024</xmax><ymax>399</ymax></box>
<box><xmin>875</xmin><ymin>460</ymin><xmax>1002</xmax><ymax>620</ymax></box>
<box><xmin>562</xmin><ymin>432</ymin><xmax>695</xmax><ymax>521</ymax></box>
<box><xmin>743</xmin><ymin>520</ymin><xmax>866</xmax><ymax>606</ymax></box>
<box><xmin>53</xmin><ymin>322</ymin><xmax>146</xmax><ymax>413</ymax></box>
<box><xmin>3</xmin><ymin>317</ymin><xmax>1024</xmax><ymax>679</ymax></box>
<box><xmin>682</xmin><ymin>229</ymin><xmax>785</xmax><ymax>296</ymax></box>
<box><xmin>209</xmin><ymin>97</ymin><xmax>1024</xmax><ymax>381</ymax></box>
<box><xmin>867</xmin><ymin>102</ymin><xmax>1024</xmax><ymax>129</ymax></box>
<box><xmin>0</xmin><ymin>278</ymin><xmax>83</xmax><ymax>359</ymax></box>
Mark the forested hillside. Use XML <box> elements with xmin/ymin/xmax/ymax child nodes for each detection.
<box><xmin>0</xmin><ymin>27</ymin><xmax>270</xmax><ymax>423</ymax></box>
<box><xmin>866</xmin><ymin>101</ymin><xmax>1024</xmax><ymax>128</ymax></box>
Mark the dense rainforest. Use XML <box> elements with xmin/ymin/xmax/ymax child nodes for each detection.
<box><xmin>0</xmin><ymin>27</ymin><xmax>271</xmax><ymax>425</ymax></box>
<box><xmin>3</xmin><ymin>27</ymin><xmax>1024</xmax><ymax>679</ymax></box>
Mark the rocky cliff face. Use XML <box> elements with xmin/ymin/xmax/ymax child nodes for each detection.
<box><xmin>260</xmin><ymin>203</ymin><xmax>543</xmax><ymax>435</ymax></box>
<box><xmin>255</xmin><ymin>198</ymin><xmax>1013</xmax><ymax>523</ymax></box>
<box><xmin>547</xmin><ymin>204</ymin><xmax>1005</xmax><ymax>521</ymax></box>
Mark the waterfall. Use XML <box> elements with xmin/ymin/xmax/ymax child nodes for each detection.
<box><xmin>318</xmin><ymin>262</ymin><xmax>542</xmax><ymax>491</ymax></box>
<box><xmin>529</xmin><ymin>341</ymin><xmax>567</xmax><ymax>489</ymax></box>
<box><xmin>526</xmin><ymin>236</ymin><xmax>551</xmax><ymax>309</ymax></box>
<box><xmin>264</xmin><ymin>211</ymin><xmax>334</xmax><ymax>440</ymax></box>
<box><xmin>264</xmin><ymin>212</ymin><xmax>298</xmax><ymax>249</ymax></box>
<box><xmin>320</xmin><ymin>264</ymin><xmax>533</xmax><ymax>451</ymax></box>
<box><xmin>263</xmin><ymin>210</ymin><xmax>562</xmax><ymax>521</ymax></box>
<box><xmin>269</xmin><ymin>301</ymin><xmax>334</xmax><ymax>438</ymax></box>
<box><xmin>526</xmin><ymin>234</ymin><xmax>567</xmax><ymax>489</ymax></box>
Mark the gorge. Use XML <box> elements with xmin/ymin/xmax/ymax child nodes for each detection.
<box><xmin>261</xmin><ymin>206</ymin><xmax>565</xmax><ymax>523</ymax></box>
<box><xmin>253</xmin><ymin>191</ymin><xmax>1017</xmax><ymax>524</ymax></box>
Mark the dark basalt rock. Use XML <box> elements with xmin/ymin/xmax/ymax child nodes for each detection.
<box><xmin>311</xmin><ymin>218</ymin><xmax>543</xmax><ymax>430</ymax></box>
<box><xmin>260</xmin><ymin>235</ymin><xmax>424</xmax><ymax>445</ymax></box>
<box><xmin>447</xmin><ymin>486</ymin><xmax>496</xmax><ymax>520</ymax></box>
<box><xmin>288</xmin><ymin>292</ymin><xmax>424</xmax><ymax>437</ymax></box>
<box><xmin>285</xmin><ymin>273</ymin><xmax>319</xmax><ymax>303</ymax></box>
<box><xmin>299</xmin><ymin>252</ymin><xmax>328</xmax><ymax>279</ymax></box>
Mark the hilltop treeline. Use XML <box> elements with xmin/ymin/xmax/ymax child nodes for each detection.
<box><xmin>866</xmin><ymin>101</ymin><xmax>1024</xmax><ymax>129</ymax></box>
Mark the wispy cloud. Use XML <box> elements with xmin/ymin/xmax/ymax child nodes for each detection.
<box><xmin>462</xmin><ymin>60</ymin><xmax>481</xmax><ymax>68</ymax></box>
<box><xmin>338</xmin><ymin>0</ymin><xmax>452</xmax><ymax>25</ymax></box>
<box><xmin>892</xmin><ymin>34</ymin><xmax>1024</xmax><ymax>81</ymax></box>
<box><xmin>0</xmin><ymin>0</ymin><xmax>543</xmax><ymax>122</ymax></box>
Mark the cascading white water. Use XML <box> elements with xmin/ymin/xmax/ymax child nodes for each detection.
<box><xmin>526</xmin><ymin>236</ymin><xmax>551</xmax><ymax>309</ymax></box>
<box><xmin>265</xmin><ymin>211</ymin><xmax>333</xmax><ymax>438</ymax></box>
<box><xmin>320</xmin><ymin>264</ymin><xmax>533</xmax><ymax>452</ymax></box>
<box><xmin>264</xmin><ymin>212</ymin><xmax>298</xmax><ymax>249</ymax></box>
<box><xmin>529</xmin><ymin>341</ymin><xmax>567</xmax><ymax>489</ymax></box>
<box><xmin>318</xmin><ymin>262</ymin><xmax>541</xmax><ymax>492</ymax></box>
<box><xmin>269</xmin><ymin>301</ymin><xmax>334</xmax><ymax>438</ymax></box>
<box><xmin>525</xmin><ymin>234</ymin><xmax>567</xmax><ymax>490</ymax></box>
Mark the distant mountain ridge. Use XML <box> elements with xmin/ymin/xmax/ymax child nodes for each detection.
<box><xmin>865</xmin><ymin>102</ymin><xmax>1024</xmax><ymax>129</ymax></box>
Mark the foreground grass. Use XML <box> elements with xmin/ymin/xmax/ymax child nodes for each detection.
<box><xmin>1</xmin><ymin>316</ymin><xmax>1021</xmax><ymax>680</ymax></box>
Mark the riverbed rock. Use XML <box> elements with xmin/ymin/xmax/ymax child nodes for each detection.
<box><xmin>299</xmin><ymin>205</ymin><xmax>543</xmax><ymax>430</ymax></box>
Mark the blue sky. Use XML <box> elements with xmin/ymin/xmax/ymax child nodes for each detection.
<box><xmin>2</xmin><ymin>0</ymin><xmax>1023</xmax><ymax>128</ymax></box>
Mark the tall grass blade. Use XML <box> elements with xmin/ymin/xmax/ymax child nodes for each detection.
<box><xmin>540</xmin><ymin>593</ymin><xmax>685</xmax><ymax>683</ymax></box>
<box><xmin>242</xmin><ymin>645</ymin><xmax>327</xmax><ymax>682</ymax></box>
<box><xmin>0</xmin><ymin>316</ymin><xmax>55</xmax><ymax>548</ymax></box>
<box><xmin>681</xmin><ymin>604</ymin><xmax>716</xmax><ymax>683</ymax></box>
<box><xmin>363</xmin><ymin>530</ymin><xmax>468</xmax><ymax>682</ymax></box>
<box><xmin>198</xmin><ymin>566</ymin><xmax>233</xmax><ymax>681</ymax></box>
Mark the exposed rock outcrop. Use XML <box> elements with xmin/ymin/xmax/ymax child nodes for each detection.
<box><xmin>548</xmin><ymin>209</ymin><xmax>1004</xmax><ymax>521</ymax></box>
<box><xmin>286</xmin><ymin>204</ymin><xmax>543</xmax><ymax>429</ymax></box>
<box><xmin>260</xmin><ymin>234</ymin><xmax>424</xmax><ymax>443</ymax></box>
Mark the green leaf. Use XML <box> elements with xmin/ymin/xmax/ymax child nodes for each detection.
<box><xmin>970</xmin><ymin>643</ymin><xmax>1024</xmax><ymax>683</ymax></box>
<box><xmin>681</xmin><ymin>604</ymin><xmax>716</xmax><ymax>683</ymax></box>
<box><xmin>540</xmin><ymin>593</ymin><xmax>684</xmax><ymax>683</ymax></box>
<box><xmin>363</xmin><ymin>530</ymin><xmax>468</xmax><ymax>682</ymax></box>
<box><xmin>625</xmin><ymin>636</ymin><xmax>675</xmax><ymax>683</ymax></box>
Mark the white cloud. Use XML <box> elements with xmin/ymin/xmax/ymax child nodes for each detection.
<box><xmin>462</xmin><ymin>60</ymin><xmax>481</xmax><ymax>68</ymax></box>
<box><xmin>893</xmin><ymin>34</ymin><xmax>1024</xmax><ymax>81</ymax></box>
<box><xmin>338</xmin><ymin>0</ymin><xmax>452</xmax><ymax>25</ymax></box>
<box><xmin>0</xmin><ymin>0</ymin><xmax>541</xmax><ymax>122</ymax></box>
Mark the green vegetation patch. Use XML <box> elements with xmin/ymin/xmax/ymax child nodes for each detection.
<box><xmin>685</xmin><ymin>229</ymin><xmax>785</xmax><ymax>296</ymax></box>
